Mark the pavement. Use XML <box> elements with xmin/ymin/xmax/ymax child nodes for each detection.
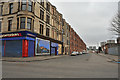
<box><xmin>97</xmin><ymin>53</ymin><xmax>119</xmax><ymax>62</ymax></box>
<box><xmin>1</xmin><ymin>55</ymin><xmax>66</xmax><ymax>62</ymax></box>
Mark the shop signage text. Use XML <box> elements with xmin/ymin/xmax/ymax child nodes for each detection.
<box><xmin>0</xmin><ymin>33</ymin><xmax>22</xmax><ymax>38</ymax></box>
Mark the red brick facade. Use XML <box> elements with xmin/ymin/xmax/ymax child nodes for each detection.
<box><xmin>69</xmin><ymin>27</ymin><xmax>86</xmax><ymax>54</ymax></box>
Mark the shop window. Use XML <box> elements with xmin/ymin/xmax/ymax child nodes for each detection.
<box><xmin>27</xmin><ymin>18</ymin><xmax>32</xmax><ymax>30</ymax></box>
<box><xmin>8</xmin><ymin>20</ymin><xmax>12</xmax><ymax>31</ymax></box>
<box><xmin>9</xmin><ymin>3</ymin><xmax>13</xmax><ymax>14</ymax></box>
<box><xmin>21</xmin><ymin>0</ymin><xmax>27</xmax><ymax>10</ymax></box>
<box><xmin>40</xmin><ymin>10</ymin><xmax>44</xmax><ymax>20</ymax></box>
<box><xmin>28</xmin><ymin>0</ymin><xmax>32</xmax><ymax>12</ymax></box>
<box><xmin>0</xmin><ymin>21</ymin><xmax>1</xmax><ymax>32</ymax></box>
<box><xmin>46</xmin><ymin>27</ymin><xmax>49</xmax><ymax>37</ymax></box>
<box><xmin>0</xmin><ymin>5</ymin><xmax>3</xmax><ymax>16</ymax></box>
<box><xmin>40</xmin><ymin>24</ymin><xmax>44</xmax><ymax>35</ymax></box>
<box><xmin>36</xmin><ymin>38</ymin><xmax>50</xmax><ymax>56</ymax></box>
<box><xmin>20</xmin><ymin>17</ymin><xmax>26</xmax><ymax>29</ymax></box>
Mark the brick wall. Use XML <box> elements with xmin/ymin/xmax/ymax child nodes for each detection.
<box><xmin>69</xmin><ymin>26</ymin><xmax>86</xmax><ymax>54</ymax></box>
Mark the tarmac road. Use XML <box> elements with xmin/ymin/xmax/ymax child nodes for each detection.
<box><xmin>2</xmin><ymin>53</ymin><xmax>118</xmax><ymax>78</ymax></box>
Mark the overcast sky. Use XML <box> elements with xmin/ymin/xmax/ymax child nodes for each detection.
<box><xmin>49</xmin><ymin>0</ymin><xmax>118</xmax><ymax>47</ymax></box>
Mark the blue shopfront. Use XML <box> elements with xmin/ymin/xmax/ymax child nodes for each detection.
<box><xmin>51</xmin><ymin>42</ymin><xmax>59</xmax><ymax>56</ymax></box>
<box><xmin>0</xmin><ymin>31</ymin><xmax>36</xmax><ymax>57</ymax></box>
<box><xmin>0</xmin><ymin>31</ymin><xmax>63</xmax><ymax>57</ymax></box>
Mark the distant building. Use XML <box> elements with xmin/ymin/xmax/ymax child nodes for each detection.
<box><xmin>93</xmin><ymin>46</ymin><xmax>96</xmax><ymax>50</ymax></box>
<box><xmin>104</xmin><ymin>43</ymin><xmax>120</xmax><ymax>56</ymax></box>
<box><xmin>89</xmin><ymin>46</ymin><xmax>93</xmax><ymax>50</ymax></box>
<box><xmin>89</xmin><ymin>46</ymin><xmax>96</xmax><ymax>50</ymax></box>
<box><xmin>100</xmin><ymin>42</ymin><xmax>106</xmax><ymax>46</ymax></box>
<box><xmin>100</xmin><ymin>39</ymin><xmax>119</xmax><ymax>56</ymax></box>
<box><xmin>100</xmin><ymin>42</ymin><xmax>106</xmax><ymax>53</ymax></box>
<box><xmin>107</xmin><ymin>40</ymin><xmax>115</xmax><ymax>44</ymax></box>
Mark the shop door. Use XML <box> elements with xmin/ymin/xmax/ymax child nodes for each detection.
<box><xmin>28</xmin><ymin>41</ymin><xmax>35</xmax><ymax>57</ymax></box>
<box><xmin>51</xmin><ymin>47</ymin><xmax>57</xmax><ymax>56</ymax></box>
<box><xmin>55</xmin><ymin>47</ymin><xmax>57</xmax><ymax>55</ymax></box>
<box><xmin>51</xmin><ymin>47</ymin><xmax>55</xmax><ymax>56</ymax></box>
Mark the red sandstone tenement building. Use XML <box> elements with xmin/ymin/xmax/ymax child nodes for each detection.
<box><xmin>69</xmin><ymin>27</ymin><xmax>86</xmax><ymax>54</ymax></box>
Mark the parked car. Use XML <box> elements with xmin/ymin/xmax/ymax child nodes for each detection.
<box><xmin>76</xmin><ymin>52</ymin><xmax>79</xmax><ymax>55</ymax></box>
<box><xmin>71</xmin><ymin>51</ymin><xmax>77</xmax><ymax>56</ymax></box>
<box><xmin>82</xmin><ymin>50</ymin><xmax>87</xmax><ymax>54</ymax></box>
<box><xmin>82</xmin><ymin>51</ymin><xmax>88</xmax><ymax>54</ymax></box>
<box><xmin>79</xmin><ymin>52</ymin><xmax>83</xmax><ymax>55</ymax></box>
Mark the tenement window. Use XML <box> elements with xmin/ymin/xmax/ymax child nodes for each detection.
<box><xmin>20</xmin><ymin>17</ymin><xmax>26</xmax><ymax>29</ymax></box>
<box><xmin>9</xmin><ymin>3</ymin><xmax>13</xmax><ymax>14</ymax></box>
<box><xmin>21</xmin><ymin>0</ymin><xmax>27</xmax><ymax>10</ymax></box>
<box><xmin>8</xmin><ymin>20</ymin><xmax>12</xmax><ymax>31</ymax></box>
<box><xmin>21</xmin><ymin>0</ymin><xmax>32</xmax><ymax>12</ymax></box>
<box><xmin>46</xmin><ymin>27</ymin><xmax>49</xmax><ymax>37</ymax></box>
<box><xmin>0</xmin><ymin>5</ymin><xmax>3</xmax><ymax>16</ymax></box>
<box><xmin>40</xmin><ymin>24</ymin><xmax>44</xmax><ymax>35</ymax></box>
<box><xmin>46</xmin><ymin>15</ymin><xmax>50</xmax><ymax>24</ymax></box>
<box><xmin>27</xmin><ymin>18</ymin><xmax>32</xmax><ymax>30</ymax></box>
<box><xmin>40</xmin><ymin>0</ymin><xmax>44</xmax><ymax>7</ymax></box>
<box><xmin>17</xmin><ymin>18</ymin><xmax>19</xmax><ymax>30</ymax></box>
<box><xmin>57</xmin><ymin>32</ymin><xmax>59</xmax><ymax>39</ymax></box>
<box><xmin>52</xmin><ymin>29</ymin><xmax>54</xmax><ymax>38</ymax></box>
<box><xmin>40</xmin><ymin>10</ymin><xmax>44</xmax><ymax>20</ymax></box>
<box><xmin>67</xmin><ymin>40</ymin><xmax>69</xmax><ymax>45</ymax></box>
<box><xmin>0</xmin><ymin>21</ymin><xmax>1</xmax><ymax>32</ymax></box>
<box><xmin>28</xmin><ymin>0</ymin><xmax>32</xmax><ymax>12</ymax></box>
<box><xmin>46</xmin><ymin>3</ymin><xmax>50</xmax><ymax>12</ymax></box>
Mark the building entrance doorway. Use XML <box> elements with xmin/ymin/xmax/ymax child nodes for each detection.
<box><xmin>51</xmin><ymin>47</ymin><xmax>57</xmax><ymax>56</ymax></box>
